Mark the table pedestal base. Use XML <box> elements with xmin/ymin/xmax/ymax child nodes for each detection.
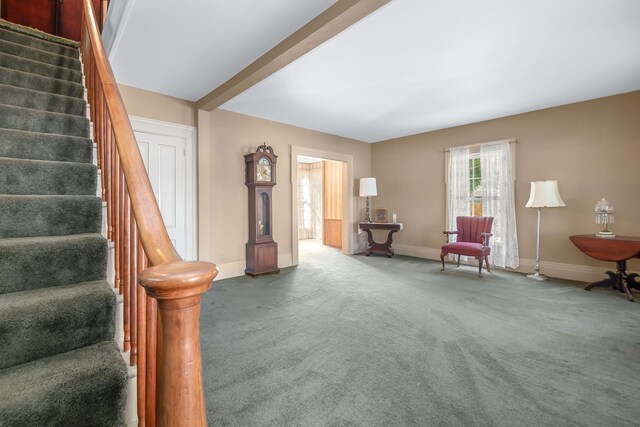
<box><xmin>584</xmin><ymin>261</ymin><xmax>635</xmax><ymax>302</ymax></box>
<box><xmin>363</xmin><ymin>228</ymin><xmax>398</xmax><ymax>258</ymax></box>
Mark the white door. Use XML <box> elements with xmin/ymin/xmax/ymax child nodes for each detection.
<box><xmin>135</xmin><ymin>131</ymin><xmax>187</xmax><ymax>258</ymax></box>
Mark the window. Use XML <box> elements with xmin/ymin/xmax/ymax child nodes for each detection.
<box><xmin>447</xmin><ymin>140</ymin><xmax>519</xmax><ymax>268</ymax></box>
<box><xmin>469</xmin><ymin>153</ymin><xmax>482</xmax><ymax>216</ymax></box>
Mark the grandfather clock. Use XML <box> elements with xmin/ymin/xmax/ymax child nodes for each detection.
<box><xmin>245</xmin><ymin>143</ymin><xmax>280</xmax><ymax>276</ymax></box>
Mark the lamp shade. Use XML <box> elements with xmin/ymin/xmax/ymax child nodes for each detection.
<box><xmin>525</xmin><ymin>180</ymin><xmax>566</xmax><ymax>208</ymax></box>
<box><xmin>359</xmin><ymin>177</ymin><xmax>377</xmax><ymax>197</ymax></box>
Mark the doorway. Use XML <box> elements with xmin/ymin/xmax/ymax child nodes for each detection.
<box><xmin>291</xmin><ymin>146</ymin><xmax>354</xmax><ymax>265</ymax></box>
<box><xmin>297</xmin><ymin>156</ymin><xmax>344</xmax><ymax>254</ymax></box>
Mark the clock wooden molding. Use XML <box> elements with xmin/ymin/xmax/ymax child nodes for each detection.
<box><xmin>244</xmin><ymin>143</ymin><xmax>280</xmax><ymax>276</ymax></box>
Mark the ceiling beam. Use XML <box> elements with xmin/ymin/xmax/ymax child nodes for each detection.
<box><xmin>196</xmin><ymin>0</ymin><xmax>391</xmax><ymax>111</ymax></box>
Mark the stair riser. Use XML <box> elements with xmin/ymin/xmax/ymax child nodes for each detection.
<box><xmin>0</xmin><ymin>341</ymin><xmax>127</xmax><ymax>427</ymax></box>
<box><xmin>0</xmin><ymin>66</ymin><xmax>84</xmax><ymax>98</ymax></box>
<box><xmin>0</xmin><ymin>21</ymin><xmax>127</xmax><ymax>427</ymax></box>
<box><xmin>0</xmin><ymin>51</ymin><xmax>82</xmax><ymax>83</ymax></box>
<box><xmin>0</xmin><ymin>235</ymin><xmax>107</xmax><ymax>294</ymax></box>
<box><xmin>0</xmin><ymin>38</ymin><xmax>81</xmax><ymax>71</ymax></box>
<box><xmin>0</xmin><ymin>128</ymin><xmax>92</xmax><ymax>163</ymax></box>
<box><xmin>0</xmin><ymin>27</ymin><xmax>79</xmax><ymax>58</ymax></box>
<box><xmin>0</xmin><ymin>105</ymin><xmax>89</xmax><ymax>137</ymax></box>
<box><xmin>0</xmin><ymin>195</ymin><xmax>102</xmax><ymax>238</ymax></box>
<box><xmin>0</xmin><ymin>157</ymin><xmax>97</xmax><ymax>195</ymax></box>
<box><xmin>0</xmin><ymin>280</ymin><xmax>116</xmax><ymax>369</ymax></box>
<box><xmin>0</xmin><ymin>84</ymin><xmax>86</xmax><ymax>116</ymax></box>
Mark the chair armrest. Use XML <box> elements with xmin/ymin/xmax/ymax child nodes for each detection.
<box><xmin>481</xmin><ymin>232</ymin><xmax>493</xmax><ymax>246</ymax></box>
<box><xmin>443</xmin><ymin>231</ymin><xmax>458</xmax><ymax>243</ymax></box>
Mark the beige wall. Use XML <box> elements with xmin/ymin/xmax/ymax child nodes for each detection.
<box><xmin>198</xmin><ymin>109</ymin><xmax>371</xmax><ymax>277</ymax></box>
<box><xmin>118</xmin><ymin>84</ymin><xmax>196</xmax><ymax>127</ymax></box>
<box><xmin>372</xmin><ymin>91</ymin><xmax>640</xmax><ymax>276</ymax></box>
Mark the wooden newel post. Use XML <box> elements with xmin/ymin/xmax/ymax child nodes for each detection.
<box><xmin>139</xmin><ymin>261</ymin><xmax>218</xmax><ymax>427</ymax></box>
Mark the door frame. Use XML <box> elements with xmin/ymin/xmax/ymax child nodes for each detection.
<box><xmin>129</xmin><ymin>115</ymin><xmax>198</xmax><ymax>260</ymax></box>
<box><xmin>290</xmin><ymin>145</ymin><xmax>354</xmax><ymax>265</ymax></box>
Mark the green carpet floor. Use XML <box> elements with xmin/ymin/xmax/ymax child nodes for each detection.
<box><xmin>0</xmin><ymin>21</ymin><xmax>127</xmax><ymax>426</ymax></box>
<box><xmin>201</xmin><ymin>240</ymin><xmax>640</xmax><ymax>426</ymax></box>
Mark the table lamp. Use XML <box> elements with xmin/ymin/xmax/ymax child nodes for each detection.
<box><xmin>359</xmin><ymin>177</ymin><xmax>377</xmax><ymax>223</ymax></box>
<box><xmin>525</xmin><ymin>180</ymin><xmax>565</xmax><ymax>280</ymax></box>
<box><xmin>595</xmin><ymin>198</ymin><xmax>615</xmax><ymax>238</ymax></box>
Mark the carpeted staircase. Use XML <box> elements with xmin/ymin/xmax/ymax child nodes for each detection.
<box><xmin>0</xmin><ymin>20</ymin><xmax>127</xmax><ymax>426</ymax></box>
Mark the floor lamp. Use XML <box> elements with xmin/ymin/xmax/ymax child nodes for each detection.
<box><xmin>525</xmin><ymin>180</ymin><xmax>565</xmax><ymax>280</ymax></box>
<box><xmin>359</xmin><ymin>177</ymin><xmax>377</xmax><ymax>223</ymax></box>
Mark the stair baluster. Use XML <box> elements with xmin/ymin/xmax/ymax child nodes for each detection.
<box><xmin>123</xmin><ymin>184</ymin><xmax>131</xmax><ymax>352</ymax></box>
<box><xmin>80</xmin><ymin>0</ymin><xmax>217</xmax><ymax>425</ymax></box>
<box><xmin>130</xmin><ymin>215</ymin><xmax>138</xmax><ymax>366</ymax></box>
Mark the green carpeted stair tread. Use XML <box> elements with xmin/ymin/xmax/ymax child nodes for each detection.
<box><xmin>0</xmin><ymin>233</ymin><xmax>107</xmax><ymax>295</ymax></box>
<box><xmin>0</xmin><ymin>105</ymin><xmax>89</xmax><ymax>137</ymax></box>
<box><xmin>0</xmin><ymin>19</ymin><xmax>78</xmax><ymax>49</ymax></box>
<box><xmin>0</xmin><ymin>157</ymin><xmax>96</xmax><ymax>195</ymax></box>
<box><xmin>0</xmin><ymin>341</ymin><xmax>127</xmax><ymax>427</ymax></box>
<box><xmin>0</xmin><ymin>20</ymin><xmax>127</xmax><ymax>425</ymax></box>
<box><xmin>0</xmin><ymin>51</ymin><xmax>82</xmax><ymax>83</ymax></box>
<box><xmin>0</xmin><ymin>280</ymin><xmax>116</xmax><ymax>370</ymax></box>
<box><xmin>0</xmin><ymin>65</ymin><xmax>84</xmax><ymax>98</ymax></box>
<box><xmin>0</xmin><ymin>38</ymin><xmax>80</xmax><ymax>71</ymax></box>
<box><xmin>0</xmin><ymin>128</ymin><xmax>92</xmax><ymax>163</ymax></box>
<box><xmin>0</xmin><ymin>26</ymin><xmax>79</xmax><ymax>59</ymax></box>
<box><xmin>0</xmin><ymin>195</ymin><xmax>101</xmax><ymax>238</ymax></box>
<box><xmin>0</xmin><ymin>84</ymin><xmax>86</xmax><ymax>116</ymax></box>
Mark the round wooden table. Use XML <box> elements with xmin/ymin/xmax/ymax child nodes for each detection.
<box><xmin>569</xmin><ymin>234</ymin><xmax>640</xmax><ymax>302</ymax></box>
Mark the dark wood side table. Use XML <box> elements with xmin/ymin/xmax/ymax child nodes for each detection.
<box><xmin>569</xmin><ymin>235</ymin><xmax>640</xmax><ymax>302</ymax></box>
<box><xmin>359</xmin><ymin>222</ymin><xmax>403</xmax><ymax>257</ymax></box>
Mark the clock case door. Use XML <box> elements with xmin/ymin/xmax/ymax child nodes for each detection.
<box><xmin>244</xmin><ymin>145</ymin><xmax>279</xmax><ymax>276</ymax></box>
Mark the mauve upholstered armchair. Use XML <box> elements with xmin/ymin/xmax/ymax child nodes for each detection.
<box><xmin>441</xmin><ymin>216</ymin><xmax>494</xmax><ymax>277</ymax></box>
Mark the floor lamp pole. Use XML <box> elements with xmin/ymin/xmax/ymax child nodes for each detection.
<box><xmin>527</xmin><ymin>207</ymin><xmax>547</xmax><ymax>281</ymax></box>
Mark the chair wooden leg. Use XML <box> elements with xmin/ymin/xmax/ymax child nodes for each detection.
<box><xmin>477</xmin><ymin>257</ymin><xmax>483</xmax><ymax>277</ymax></box>
<box><xmin>440</xmin><ymin>253</ymin><xmax>445</xmax><ymax>271</ymax></box>
<box><xmin>456</xmin><ymin>255</ymin><xmax>460</xmax><ymax>267</ymax></box>
<box><xmin>485</xmin><ymin>256</ymin><xmax>491</xmax><ymax>273</ymax></box>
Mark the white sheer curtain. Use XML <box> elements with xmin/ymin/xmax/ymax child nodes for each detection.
<box><xmin>448</xmin><ymin>146</ymin><xmax>470</xmax><ymax>239</ymax></box>
<box><xmin>480</xmin><ymin>142</ymin><xmax>519</xmax><ymax>268</ymax></box>
<box><xmin>298</xmin><ymin>163</ymin><xmax>322</xmax><ymax>239</ymax></box>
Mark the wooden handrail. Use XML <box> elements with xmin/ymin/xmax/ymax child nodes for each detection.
<box><xmin>81</xmin><ymin>0</ymin><xmax>179</xmax><ymax>266</ymax></box>
<box><xmin>80</xmin><ymin>1</ymin><xmax>217</xmax><ymax>425</ymax></box>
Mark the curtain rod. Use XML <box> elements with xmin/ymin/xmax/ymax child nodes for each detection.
<box><xmin>444</xmin><ymin>138</ymin><xmax>516</xmax><ymax>152</ymax></box>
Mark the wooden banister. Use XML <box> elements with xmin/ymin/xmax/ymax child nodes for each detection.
<box><xmin>80</xmin><ymin>1</ymin><xmax>217</xmax><ymax>425</ymax></box>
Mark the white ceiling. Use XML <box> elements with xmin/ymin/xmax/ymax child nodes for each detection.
<box><xmin>109</xmin><ymin>0</ymin><xmax>640</xmax><ymax>143</ymax></box>
<box><xmin>107</xmin><ymin>0</ymin><xmax>336</xmax><ymax>101</ymax></box>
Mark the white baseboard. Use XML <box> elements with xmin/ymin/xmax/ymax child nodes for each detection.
<box><xmin>514</xmin><ymin>259</ymin><xmax>621</xmax><ymax>283</ymax></box>
<box><xmin>214</xmin><ymin>253</ymin><xmax>294</xmax><ymax>281</ymax></box>
<box><xmin>280</xmin><ymin>253</ymin><xmax>293</xmax><ymax>270</ymax></box>
<box><xmin>391</xmin><ymin>243</ymin><xmax>634</xmax><ymax>283</ymax></box>
<box><xmin>214</xmin><ymin>260</ymin><xmax>246</xmax><ymax>281</ymax></box>
<box><xmin>393</xmin><ymin>244</ymin><xmax>441</xmax><ymax>260</ymax></box>
<box><xmin>118</xmin><ymin>352</ymin><xmax>138</xmax><ymax>426</ymax></box>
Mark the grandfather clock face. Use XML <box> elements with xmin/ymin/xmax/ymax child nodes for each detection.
<box><xmin>256</xmin><ymin>157</ymin><xmax>272</xmax><ymax>182</ymax></box>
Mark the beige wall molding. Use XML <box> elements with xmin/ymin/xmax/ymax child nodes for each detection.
<box><xmin>290</xmin><ymin>145</ymin><xmax>355</xmax><ymax>266</ymax></box>
<box><xmin>215</xmin><ymin>253</ymin><xmax>294</xmax><ymax>280</ymax></box>
<box><xmin>196</xmin><ymin>0</ymin><xmax>391</xmax><ymax>111</ymax></box>
<box><xmin>392</xmin><ymin>243</ymin><xmax>638</xmax><ymax>283</ymax></box>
